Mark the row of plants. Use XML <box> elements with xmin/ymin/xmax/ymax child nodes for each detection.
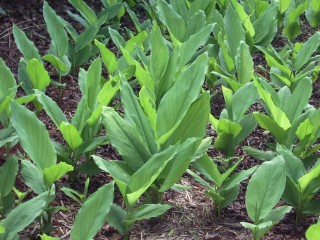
<box><xmin>1</xmin><ymin>0</ymin><xmax>320</xmax><ymax>239</ymax></box>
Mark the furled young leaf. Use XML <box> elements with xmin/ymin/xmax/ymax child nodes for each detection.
<box><xmin>70</xmin><ymin>182</ymin><xmax>114</xmax><ymax>240</ymax></box>
<box><xmin>10</xmin><ymin>101</ymin><xmax>56</xmax><ymax>170</ymax></box>
<box><xmin>43</xmin><ymin>162</ymin><xmax>74</xmax><ymax>187</ymax></box>
<box><xmin>12</xmin><ymin>24</ymin><xmax>41</xmax><ymax>61</ymax></box>
<box><xmin>43</xmin><ymin>2</ymin><xmax>68</xmax><ymax>57</ymax></box>
<box><xmin>26</xmin><ymin>59</ymin><xmax>51</xmax><ymax>91</ymax></box>
<box><xmin>59</xmin><ymin>122</ymin><xmax>83</xmax><ymax>150</ymax></box>
<box><xmin>246</xmin><ymin>156</ymin><xmax>286</xmax><ymax>222</ymax></box>
<box><xmin>0</xmin><ymin>156</ymin><xmax>18</xmax><ymax>196</ymax></box>
<box><xmin>0</xmin><ymin>192</ymin><xmax>48</xmax><ymax>240</ymax></box>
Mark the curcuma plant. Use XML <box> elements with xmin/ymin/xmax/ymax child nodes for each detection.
<box><xmin>210</xmin><ymin>82</ymin><xmax>258</xmax><ymax>157</ymax></box>
<box><xmin>257</xmin><ymin>31</ymin><xmax>320</xmax><ymax>89</ymax></box>
<box><xmin>92</xmin><ymin>23</ymin><xmax>211</xmax><ymax>238</ymax></box>
<box><xmin>241</xmin><ymin>156</ymin><xmax>292</xmax><ymax>240</ymax></box>
<box><xmin>188</xmin><ymin>154</ymin><xmax>257</xmax><ymax>216</ymax></box>
<box><xmin>35</xmin><ymin>57</ymin><xmax>119</xmax><ymax>176</ymax></box>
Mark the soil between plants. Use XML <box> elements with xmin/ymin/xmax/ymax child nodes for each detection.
<box><xmin>1</xmin><ymin>0</ymin><xmax>320</xmax><ymax>239</ymax></box>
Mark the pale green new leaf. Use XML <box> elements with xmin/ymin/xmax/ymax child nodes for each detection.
<box><xmin>42</xmin><ymin>54</ymin><xmax>69</xmax><ymax>73</ymax></box>
<box><xmin>298</xmin><ymin>165</ymin><xmax>320</xmax><ymax>193</ymax></box>
<box><xmin>26</xmin><ymin>59</ymin><xmax>51</xmax><ymax>91</ymax></box>
<box><xmin>10</xmin><ymin>101</ymin><xmax>56</xmax><ymax>170</ymax></box>
<box><xmin>70</xmin><ymin>182</ymin><xmax>114</xmax><ymax>240</ymax></box>
<box><xmin>43</xmin><ymin>162</ymin><xmax>74</xmax><ymax>187</ymax></box>
<box><xmin>59</xmin><ymin>122</ymin><xmax>83</xmax><ymax>150</ymax></box>
<box><xmin>94</xmin><ymin>39</ymin><xmax>118</xmax><ymax>74</ymax></box>
<box><xmin>306</xmin><ymin>223</ymin><xmax>320</xmax><ymax>240</ymax></box>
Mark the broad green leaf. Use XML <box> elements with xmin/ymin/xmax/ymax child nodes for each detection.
<box><xmin>0</xmin><ymin>58</ymin><xmax>16</xmax><ymax>99</ymax></box>
<box><xmin>43</xmin><ymin>2</ymin><xmax>68</xmax><ymax>57</ymax></box>
<box><xmin>298</xmin><ymin>165</ymin><xmax>320</xmax><ymax>193</ymax></box>
<box><xmin>70</xmin><ymin>182</ymin><xmax>114</xmax><ymax>240</ymax></box>
<box><xmin>223</xmin><ymin>166</ymin><xmax>257</xmax><ymax>190</ymax></box>
<box><xmin>120</xmin><ymin>77</ymin><xmax>157</xmax><ymax>154</ymax></box>
<box><xmin>246</xmin><ymin>156</ymin><xmax>286</xmax><ymax>222</ymax></box>
<box><xmin>0</xmin><ymin>192</ymin><xmax>48</xmax><ymax>240</ymax></box>
<box><xmin>139</xmin><ymin>86</ymin><xmax>156</xmax><ymax>131</ymax></box>
<box><xmin>0</xmin><ymin>156</ymin><xmax>18</xmax><ymax>196</ymax></box>
<box><xmin>105</xmin><ymin>204</ymin><xmax>126</xmax><ymax>235</ymax></box>
<box><xmin>85</xmin><ymin>57</ymin><xmax>102</xmax><ymax>110</ymax></box>
<box><xmin>26</xmin><ymin>59</ymin><xmax>51</xmax><ymax>91</ymax></box>
<box><xmin>218</xmin><ymin>119</ymin><xmax>242</xmax><ymax>138</ymax></box>
<box><xmin>165</xmin><ymin>92</ymin><xmax>210</xmax><ymax>146</ymax></box>
<box><xmin>157</xmin><ymin>0</ymin><xmax>186</xmax><ymax>43</ymax></box>
<box><xmin>42</xmin><ymin>54</ymin><xmax>69</xmax><ymax>73</ymax></box>
<box><xmin>294</xmin><ymin>32</ymin><xmax>320</xmax><ymax>72</ymax></box>
<box><xmin>156</xmin><ymin>53</ymin><xmax>208</xmax><ymax>142</ymax></box>
<box><xmin>130</xmin><ymin>204</ymin><xmax>171</xmax><ymax>221</ymax></box>
<box><xmin>34</xmin><ymin>90</ymin><xmax>67</xmax><ymax>127</ymax></box>
<box><xmin>254</xmin><ymin>113</ymin><xmax>287</xmax><ymax>144</ymax></box>
<box><xmin>296</xmin><ymin>119</ymin><xmax>314</xmax><ymax>142</ymax></box>
<box><xmin>43</xmin><ymin>162</ymin><xmax>74</xmax><ymax>187</ymax></box>
<box><xmin>230</xmin><ymin>0</ymin><xmax>255</xmax><ymax>37</ymax></box>
<box><xmin>159</xmin><ymin>138</ymin><xmax>200</xmax><ymax>192</ymax></box>
<box><xmin>263</xmin><ymin>205</ymin><xmax>292</xmax><ymax>223</ymax></box>
<box><xmin>12</xmin><ymin>24</ymin><xmax>41</xmax><ymax>61</ymax></box>
<box><xmin>150</xmin><ymin>23</ymin><xmax>169</xmax><ymax>81</ymax></box>
<box><xmin>306</xmin><ymin>223</ymin><xmax>320</xmax><ymax>240</ymax></box>
<box><xmin>10</xmin><ymin>101</ymin><xmax>56</xmax><ymax>170</ymax></box>
<box><xmin>94</xmin><ymin>39</ymin><xmax>118</xmax><ymax>74</ymax></box>
<box><xmin>214</xmin><ymin>132</ymin><xmax>235</xmax><ymax>157</ymax></box>
<box><xmin>279</xmin><ymin>0</ymin><xmax>290</xmax><ymax>13</ymax></box>
<box><xmin>59</xmin><ymin>122</ymin><xmax>83</xmax><ymax>150</ymax></box>
<box><xmin>102</xmin><ymin>107</ymin><xmax>151</xmax><ymax>171</ymax></box>
<box><xmin>21</xmin><ymin>160</ymin><xmax>47</xmax><ymax>194</ymax></box>
<box><xmin>126</xmin><ymin>146</ymin><xmax>177</xmax><ymax>206</ymax></box>
<box><xmin>224</xmin><ymin>4</ymin><xmax>245</xmax><ymax>59</ymax></box>
<box><xmin>68</xmin><ymin>0</ymin><xmax>97</xmax><ymax>25</ymax></box>
<box><xmin>235</xmin><ymin>42</ymin><xmax>254</xmax><ymax>85</ymax></box>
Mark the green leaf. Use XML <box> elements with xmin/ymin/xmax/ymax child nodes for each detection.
<box><xmin>34</xmin><ymin>90</ymin><xmax>68</xmax><ymax>128</ymax></box>
<box><xmin>59</xmin><ymin>122</ymin><xmax>83</xmax><ymax>150</ymax></box>
<box><xmin>43</xmin><ymin>2</ymin><xmax>68</xmax><ymax>57</ymax></box>
<box><xmin>42</xmin><ymin>54</ymin><xmax>69</xmax><ymax>74</ymax></box>
<box><xmin>235</xmin><ymin>42</ymin><xmax>254</xmax><ymax>85</ymax></box>
<box><xmin>84</xmin><ymin>58</ymin><xmax>102</xmax><ymax>110</ymax></box>
<box><xmin>230</xmin><ymin>0</ymin><xmax>255</xmax><ymax>37</ymax></box>
<box><xmin>218</xmin><ymin>119</ymin><xmax>242</xmax><ymax>138</ymax></box>
<box><xmin>26</xmin><ymin>59</ymin><xmax>51</xmax><ymax>91</ymax></box>
<box><xmin>120</xmin><ymin>77</ymin><xmax>157</xmax><ymax>155</ymax></box>
<box><xmin>243</xmin><ymin>147</ymin><xmax>275</xmax><ymax>162</ymax></box>
<box><xmin>94</xmin><ymin>39</ymin><xmax>118</xmax><ymax>74</ymax></box>
<box><xmin>157</xmin><ymin>0</ymin><xmax>186</xmax><ymax>43</ymax></box>
<box><xmin>0</xmin><ymin>58</ymin><xmax>16</xmax><ymax>99</ymax></box>
<box><xmin>298</xmin><ymin>165</ymin><xmax>320</xmax><ymax>193</ymax></box>
<box><xmin>126</xmin><ymin>146</ymin><xmax>177</xmax><ymax>206</ymax></box>
<box><xmin>0</xmin><ymin>225</ymin><xmax>4</xmax><ymax>234</ymax></box>
<box><xmin>68</xmin><ymin>0</ymin><xmax>97</xmax><ymax>25</ymax></box>
<box><xmin>223</xmin><ymin>166</ymin><xmax>257</xmax><ymax>191</ymax></box>
<box><xmin>40</xmin><ymin>234</ymin><xmax>60</xmax><ymax>240</ymax></box>
<box><xmin>224</xmin><ymin>4</ymin><xmax>245</xmax><ymax>58</ymax></box>
<box><xmin>130</xmin><ymin>204</ymin><xmax>171</xmax><ymax>221</ymax></box>
<box><xmin>12</xmin><ymin>24</ymin><xmax>41</xmax><ymax>61</ymax></box>
<box><xmin>43</xmin><ymin>162</ymin><xmax>74</xmax><ymax>187</ymax></box>
<box><xmin>102</xmin><ymin>107</ymin><xmax>151</xmax><ymax>171</ymax></box>
<box><xmin>21</xmin><ymin>160</ymin><xmax>47</xmax><ymax>194</ymax></box>
<box><xmin>0</xmin><ymin>192</ymin><xmax>48</xmax><ymax>240</ymax></box>
<box><xmin>156</xmin><ymin>53</ymin><xmax>208</xmax><ymax>142</ymax></box>
<box><xmin>306</xmin><ymin>223</ymin><xmax>320</xmax><ymax>240</ymax></box>
<box><xmin>71</xmin><ymin>182</ymin><xmax>114</xmax><ymax>240</ymax></box>
<box><xmin>105</xmin><ymin>204</ymin><xmax>126</xmax><ymax>235</ymax></box>
<box><xmin>0</xmin><ymin>156</ymin><xmax>18</xmax><ymax>196</ymax></box>
<box><xmin>10</xmin><ymin>101</ymin><xmax>56</xmax><ymax>170</ymax></box>
<box><xmin>246</xmin><ymin>156</ymin><xmax>286</xmax><ymax>222</ymax></box>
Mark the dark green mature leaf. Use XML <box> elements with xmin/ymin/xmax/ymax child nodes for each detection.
<box><xmin>246</xmin><ymin>156</ymin><xmax>286</xmax><ymax>222</ymax></box>
<box><xmin>0</xmin><ymin>192</ymin><xmax>48</xmax><ymax>240</ymax></box>
<box><xmin>71</xmin><ymin>182</ymin><xmax>114</xmax><ymax>240</ymax></box>
<box><xmin>102</xmin><ymin>107</ymin><xmax>151</xmax><ymax>171</ymax></box>
<box><xmin>12</xmin><ymin>25</ymin><xmax>41</xmax><ymax>61</ymax></box>
<box><xmin>68</xmin><ymin>0</ymin><xmax>97</xmax><ymax>25</ymax></box>
<box><xmin>0</xmin><ymin>157</ymin><xmax>18</xmax><ymax>196</ymax></box>
<box><xmin>10</xmin><ymin>101</ymin><xmax>56</xmax><ymax>170</ymax></box>
<box><xmin>43</xmin><ymin>2</ymin><xmax>68</xmax><ymax>57</ymax></box>
<box><xmin>105</xmin><ymin>204</ymin><xmax>126</xmax><ymax>234</ymax></box>
<box><xmin>21</xmin><ymin>160</ymin><xmax>47</xmax><ymax>194</ymax></box>
<box><xmin>85</xmin><ymin>58</ymin><xmax>101</xmax><ymax>110</ymax></box>
<box><xmin>0</xmin><ymin>58</ymin><xmax>16</xmax><ymax>99</ymax></box>
<box><xmin>235</xmin><ymin>42</ymin><xmax>254</xmax><ymax>85</ymax></box>
<box><xmin>130</xmin><ymin>204</ymin><xmax>171</xmax><ymax>221</ymax></box>
<box><xmin>156</xmin><ymin>53</ymin><xmax>208</xmax><ymax>143</ymax></box>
